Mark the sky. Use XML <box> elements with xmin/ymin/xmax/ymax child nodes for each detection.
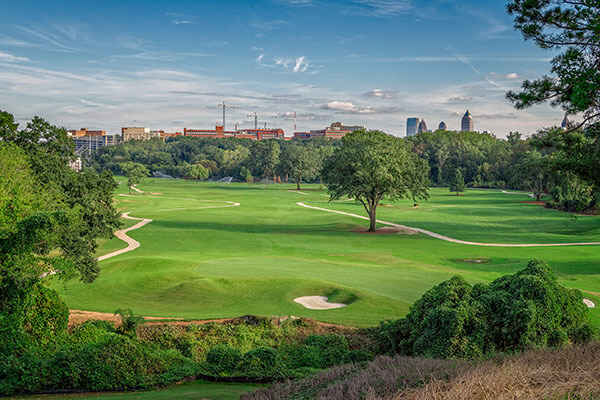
<box><xmin>0</xmin><ymin>0</ymin><xmax>565</xmax><ymax>137</ymax></box>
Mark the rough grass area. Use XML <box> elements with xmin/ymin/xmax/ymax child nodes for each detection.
<box><xmin>51</xmin><ymin>179</ymin><xmax>600</xmax><ymax>327</ymax></box>
<box><xmin>244</xmin><ymin>342</ymin><xmax>600</xmax><ymax>400</ymax></box>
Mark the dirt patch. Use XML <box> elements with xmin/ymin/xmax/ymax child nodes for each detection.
<box><xmin>150</xmin><ymin>192</ymin><xmax>163</xmax><ymax>195</ymax></box>
<box><xmin>456</xmin><ymin>258</ymin><xmax>491</xmax><ymax>264</ymax></box>
<box><xmin>520</xmin><ymin>201</ymin><xmax>545</xmax><ymax>205</ymax></box>
<box><xmin>353</xmin><ymin>226</ymin><xmax>416</xmax><ymax>235</ymax></box>
<box><xmin>69</xmin><ymin>309</ymin><xmax>183</xmax><ymax>327</ymax></box>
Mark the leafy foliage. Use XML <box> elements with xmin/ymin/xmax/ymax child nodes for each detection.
<box><xmin>449</xmin><ymin>169</ymin><xmax>465</xmax><ymax>195</ymax></box>
<box><xmin>382</xmin><ymin>260</ymin><xmax>593</xmax><ymax>359</ymax></box>
<box><xmin>322</xmin><ymin>130</ymin><xmax>424</xmax><ymax>231</ymax></box>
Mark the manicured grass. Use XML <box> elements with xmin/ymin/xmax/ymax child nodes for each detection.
<box><xmin>10</xmin><ymin>380</ymin><xmax>261</xmax><ymax>400</ymax></box>
<box><xmin>51</xmin><ymin>178</ymin><xmax>600</xmax><ymax>327</ymax></box>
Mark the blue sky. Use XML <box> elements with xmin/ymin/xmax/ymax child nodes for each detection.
<box><xmin>0</xmin><ymin>0</ymin><xmax>563</xmax><ymax>137</ymax></box>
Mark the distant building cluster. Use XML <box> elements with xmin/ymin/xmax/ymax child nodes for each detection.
<box><xmin>293</xmin><ymin>122</ymin><xmax>364</xmax><ymax>140</ymax></box>
<box><xmin>66</xmin><ymin>120</ymin><xmax>364</xmax><ymax>164</ymax></box>
<box><xmin>183</xmin><ymin>125</ymin><xmax>284</xmax><ymax>140</ymax></box>
<box><xmin>406</xmin><ymin>110</ymin><xmax>475</xmax><ymax>137</ymax></box>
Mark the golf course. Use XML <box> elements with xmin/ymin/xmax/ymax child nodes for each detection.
<box><xmin>51</xmin><ymin>177</ymin><xmax>600</xmax><ymax>328</ymax></box>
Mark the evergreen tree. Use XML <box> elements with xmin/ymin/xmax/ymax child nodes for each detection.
<box><xmin>450</xmin><ymin>169</ymin><xmax>465</xmax><ymax>196</ymax></box>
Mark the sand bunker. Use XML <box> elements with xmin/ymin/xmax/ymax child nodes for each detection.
<box><xmin>294</xmin><ymin>296</ymin><xmax>346</xmax><ymax>310</ymax></box>
<box><xmin>584</xmin><ymin>299</ymin><xmax>596</xmax><ymax>308</ymax></box>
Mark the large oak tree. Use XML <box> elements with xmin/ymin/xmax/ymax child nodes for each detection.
<box><xmin>322</xmin><ymin>130</ymin><xmax>423</xmax><ymax>232</ymax></box>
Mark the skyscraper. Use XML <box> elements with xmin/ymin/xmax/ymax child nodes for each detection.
<box><xmin>438</xmin><ymin>121</ymin><xmax>447</xmax><ymax>130</ymax></box>
<box><xmin>461</xmin><ymin>110</ymin><xmax>474</xmax><ymax>132</ymax></box>
<box><xmin>418</xmin><ymin>119</ymin><xmax>428</xmax><ymax>134</ymax></box>
<box><xmin>561</xmin><ymin>114</ymin><xmax>571</xmax><ymax>130</ymax></box>
<box><xmin>406</xmin><ymin>118</ymin><xmax>419</xmax><ymax>137</ymax></box>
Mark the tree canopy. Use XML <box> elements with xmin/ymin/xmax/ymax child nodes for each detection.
<box><xmin>322</xmin><ymin>130</ymin><xmax>423</xmax><ymax>232</ymax></box>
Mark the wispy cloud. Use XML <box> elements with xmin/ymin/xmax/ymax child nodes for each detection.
<box><xmin>111</xmin><ymin>51</ymin><xmax>214</xmax><ymax>62</ymax></box>
<box><xmin>165</xmin><ymin>12</ymin><xmax>197</xmax><ymax>25</ymax></box>
<box><xmin>364</xmin><ymin>89</ymin><xmax>396</xmax><ymax>99</ymax></box>
<box><xmin>276</xmin><ymin>0</ymin><xmax>314</xmax><ymax>6</ymax></box>
<box><xmin>321</xmin><ymin>100</ymin><xmax>400</xmax><ymax>114</ymax></box>
<box><xmin>0</xmin><ymin>35</ymin><xmax>37</xmax><ymax>48</ymax></box>
<box><xmin>346</xmin><ymin>0</ymin><xmax>413</xmax><ymax>17</ymax></box>
<box><xmin>0</xmin><ymin>50</ymin><xmax>29</xmax><ymax>63</ymax></box>
<box><xmin>345</xmin><ymin>55</ymin><xmax>552</xmax><ymax>63</ymax></box>
<box><xmin>250</xmin><ymin>20</ymin><xmax>288</xmax><ymax>31</ymax></box>
<box><xmin>16</xmin><ymin>25</ymin><xmax>78</xmax><ymax>52</ymax></box>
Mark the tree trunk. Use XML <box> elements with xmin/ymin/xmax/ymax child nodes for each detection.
<box><xmin>297</xmin><ymin>181</ymin><xmax>301</xmax><ymax>190</ymax></box>
<box><xmin>368</xmin><ymin>206</ymin><xmax>377</xmax><ymax>232</ymax></box>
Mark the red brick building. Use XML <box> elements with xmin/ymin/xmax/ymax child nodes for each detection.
<box><xmin>183</xmin><ymin>125</ymin><xmax>284</xmax><ymax>140</ymax></box>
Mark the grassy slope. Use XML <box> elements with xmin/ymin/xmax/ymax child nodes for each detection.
<box><xmin>51</xmin><ymin>178</ymin><xmax>600</xmax><ymax>327</ymax></box>
<box><xmin>10</xmin><ymin>381</ymin><xmax>261</xmax><ymax>400</ymax></box>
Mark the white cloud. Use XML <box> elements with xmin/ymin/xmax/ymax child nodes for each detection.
<box><xmin>256</xmin><ymin>54</ymin><xmax>265</xmax><ymax>63</ymax></box>
<box><xmin>365</xmin><ymin>89</ymin><xmax>396</xmax><ymax>99</ymax></box>
<box><xmin>0</xmin><ymin>51</ymin><xmax>29</xmax><ymax>63</ymax></box>
<box><xmin>293</xmin><ymin>56</ymin><xmax>309</xmax><ymax>72</ymax></box>
<box><xmin>505</xmin><ymin>72</ymin><xmax>520</xmax><ymax>79</ymax></box>
<box><xmin>322</xmin><ymin>101</ymin><xmax>376</xmax><ymax>114</ymax></box>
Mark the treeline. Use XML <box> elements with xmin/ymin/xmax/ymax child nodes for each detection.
<box><xmin>91</xmin><ymin>128</ymin><xmax>599</xmax><ymax>212</ymax></box>
<box><xmin>90</xmin><ymin>136</ymin><xmax>339</xmax><ymax>188</ymax></box>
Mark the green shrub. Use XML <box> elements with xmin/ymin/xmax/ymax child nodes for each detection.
<box><xmin>23</xmin><ymin>285</ymin><xmax>69</xmax><ymax>346</ymax></box>
<box><xmin>206</xmin><ymin>344</ymin><xmax>242</xmax><ymax>374</ymax></box>
<box><xmin>304</xmin><ymin>334</ymin><xmax>351</xmax><ymax>367</ymax></box>
<box><xmin>348</xmin><ymin>349</ymin><xmax>373</xmax><ymax>363</ymax></box>
<box><xmin>238</xmin><ymin>347</ymin><xmax>282</xmax><ymax>378</ymax></box>
<box><xmin>114</xmin><ymin>308</ymin><xmax>144</xmax><ymax>337</ymax></box>
<box><xmin>387</xmin><ymin>260</ymin><xmax>592</xmax><ymax>359</ymax></box>
<box><xmin>0</xmin><ymin>332</ymin><xmax>200</xmax><ymax>395</ymax></box>
<box><xmin>402</xmin><ymin>276</ymin><xmax>486</xmax><ymax>358</ymax></box>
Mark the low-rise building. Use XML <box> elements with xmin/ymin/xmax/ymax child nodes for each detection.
<box><xmin>73</xmin><ymin>134</ymin><xmax>121</xmax><ymax>153</ymax></box>
<box><xmin>295</xmin><ymin>122</ymin><xmax>364</xmax><ymax>139</ymax></box>
<box><xmin>68</xmin><ymin>128</ymin><xmax>106</xmax><ymax>137</ymax></box>
<box><xmin>122</xmin><ymin>127</ymin><xmax>150</xmax><ymax>141</ymax></box>
<box><xmin>183</xmin><ymin>125</ymin><xmax>284</xmax><ymax>140</ymax></box>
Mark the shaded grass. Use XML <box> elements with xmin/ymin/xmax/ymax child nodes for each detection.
<box><xmin>9</xmin><ymin>380</ymin><xmax>263</xmax><ymax>400</ymax></box>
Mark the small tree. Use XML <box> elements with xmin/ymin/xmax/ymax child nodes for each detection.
<box><xmin>322</xmin><ymin>130</ymin><xmax>416</xmax><ymax>232</ymax></box>
<box><xmin>450</xmin><ymin>169</ymin><xmax>465</xmax><ymax>196</ymax></box>
<box><xmin>121</xmin><ymin>162</ymin><xmax>148</xmax><ymax>193</ymax></box>
<box><xmin>280</xmin><ymin>144</ymin><xmax>319</xmax><ymax>190</ymax></box>
<box><xmin>406</xmin><ymin>156</ymin><xmax>430</xmax><ymax>207</ymax></box>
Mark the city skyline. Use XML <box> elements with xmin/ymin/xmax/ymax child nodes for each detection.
<box><xmin>0</xmin><ymin>0</ymin><xmax>565</xmax><ymax>137</ymax></box>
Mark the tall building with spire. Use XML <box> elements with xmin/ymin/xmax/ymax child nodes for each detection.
<box><xmin>461</xmin><ymin>110</ymin><xmax>474</xmax><ymax>132</ymax></box>
<box><xmin>418</xmin><ymin>119</ymin><xmax>428</xmax><ymax>134</ymax></box>
<box><xmin>406</xmin><ymin>118</ymin><xmax>420</xmax><ymax>137</ymax></box>
<box><xmin>438</xmin><ymin>121</ymin><xmax>447</xmax><ymax>131</ymax></box>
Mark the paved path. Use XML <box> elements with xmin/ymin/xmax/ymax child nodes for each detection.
<box><xmin>97</xmin><ymin>213</ymin><xmax>153</xmax><ymax>261</ymax></box>
<box><xmin>296</xmin><ymin>202</ymin><xmax>600</xmax><ymax>248</ymax></box>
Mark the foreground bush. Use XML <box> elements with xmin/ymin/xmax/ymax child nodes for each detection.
<box><xmin>244</xmin><ymin>342</ymin><xmax>600</xmax><ymax>400</ymax></box>
<box><xmin>0</xmin><ymin>321</ymin><xmax>199</xmax><ymax>395</ymax></box>
<box><xmin>381</xmin><ymin>260</ymin><xmax>594</xmax><ymax>358</ymax></box>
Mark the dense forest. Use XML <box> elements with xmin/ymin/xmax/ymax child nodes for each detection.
<box><xmin>90</xmin><ymin>127</ymin><xmax>599</xmax><ymax>213</ymax></box>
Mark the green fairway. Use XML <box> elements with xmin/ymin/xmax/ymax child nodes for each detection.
<box><xmin>52</xmin><ymin>178</ymin><xmax>600</xmax><ymax>327</ymax></box>
<box><xmin>10</xmin><ymin>380</ymin><xmax>261</xmax><ymax>400</ymax></box>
